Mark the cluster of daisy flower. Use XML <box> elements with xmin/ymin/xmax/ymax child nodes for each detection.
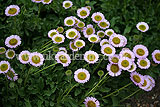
<box><xmin>31</xmin><ymin>0</ymin><xmax>53</xmax><ymax>5</ymax></box>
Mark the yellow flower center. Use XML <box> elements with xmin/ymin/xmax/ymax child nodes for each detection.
<box><xmin>155</xmin><ymin>53</ymin><xmax>160</xmax><ymax>61</ymax></box>
<box><xmin>57</xmin><ymin>27</ymin><xmax>63</xmax><ymax>33</ymax></box>
<box><xmin>78</xmin><ymin>22</ymin><xmax>85</xmax><ymax>28</ymax></box>
<box><xmin>90</xmin><ymin>37</ymin><xmax>97</xmax><ymax>42</ymax></box>
<box><xmin>75</xmin><ymin>41</ymin><xmax>83</xmax><ymax>47</ymax></box>
<box><xmin>32</xmin><ymin>55</ymin><xmax>41</xmax><ymax>64</ymax></box>
<box><xmin>136</xmin><ymin>49</ymin><xmax>145</xmax><ymax>56</ymax></box>
<box><xmin>77</xmin><ymin>72</ymin><xmax>87</xmax><ymax>80</ymax></box>
<box><xmin>6</xmin><ymin>70</ymin><xmax>15</xmax><ymax>78</ymax></box>
<box><xmin>55</xmin><ymin>37</ymin><xmax>62</xmax><ymax>42</ymax></box>
<box><xmin>87</xmin><ymin>54</ymin><xmax>96</xmax><ymax>61</ymax></box>
<box><xmin>112</xmin><ymin>37</ymin><xmax>120</xmax><ymax>44</ymax></box>
<box><xmin>139</xmin><ymin>60</ymin><xmax>147</xmax><ymax>67</ymax></box>
<box><xmin>80</xmin><ymin>10</ymin><xmax>87</xmax><ymax>16</ymax></box>
<box><xmin>98</xmin><ymin>32</ymin><xmax>104</xmax><ymax>38</ymax></box>
<box><xmin>139</xmin><ymin>25</ymin><xmax>146</xmax><ymax>31</ymax></box>
<box><xmin>21</xmin><ymin>54</ymin><xmax>29</xmax><ymax>61</ymax></box>
<box><xmin>44</xmin><ymin>0</ymin><xmax>50</xmax><ymax>3</ymax></box>
<box><xmin>86</xmin><ymin>28</ymin><xmax>94</xmax><ymax>35</ymax></box>
<box><xmin>64</xmin><ymin>3</ymin><xmax>71</xmax><ymax>8</ymax></box>
<box><xmin>123</xmin><ymin>53</ymin><xmax>132</xmax><ymax>59</ymax></box>
<box><xmin>50</xmin><ymin>32</ymin><xmax>57</xmax><ymax>37</ymax></box>
<box><xmin>94</xmin><ymin>15</ymin><xmax>102</xmax><ymax>21</ymax></box>
<box><xmin>0</xmin><ymin>64</ymin><xmax>9</xmax><ymax>72</ymax></box>
<box><xmin>0</xmin><ymin>48</ymin><xmax>6</xmax><ymax>54</ymax></box>
<box><xmin>110</xmin><ymin>64</ymin><xmax>119</xmax><ymax>73</ymax></box>
<box><xmin>8</xmin><ymin>8</ymin><xmax>17</xmax><ymax>15</ymax></box>
<box><xmin>104</xmin><ymin>47</ymin><xmax>112</xmax><ymax>54</ymax></box>
<box><xmin>102</xmin><ymin>42</ymin><xmax>109</xmax><ymax>46</ymax></box>
<box><xmin>59</xmin><ymin>55</ymin><xmax>68</xmax><ymax>63</ymax></box>
<box><xmin>68</xmin><ymin>31</ymin><xmax>76</xmax><ymax>38</ymax></box>
<box><xmin>128</xmin><ymin>64</ymin><xmax>134</xmax><ymax>71</ymax></box>
<box><xmin>99</xmin><ymin>22</ymin><xmax>108</xmax><ymax>27</ymax></box>
<box><xmin>107</xmin><ymin>31</ymin><xmax>113</xmax><ymax>36</ymax></box>
<box><xmin>133</xmin><ymin>75</ymin><xmax>141</xmax><ymax>83</ymax></box>
<box><xmin>66</xmin><ymin>19</ymin><xmax>74</xmax><ymax>25</ymax></box>
<box><xmin>71</xmin><ymin>42</ymin><xmax>78</xmax><ymax>50</ymax></box>
<box><xmin>7</xmin><ymin>51</ymin><xmax>14</xmax><ymax>57</ymax></box>
<box><xmin>111</xmin><ymin>57</ymin><xmax>119</xmax><ymax>63</ymax></box>
<box><xmin>9</xmin><ymin>38</ymin><xmax>18</xmax><ymax>46</ymax></box>
<box><xmin>142</xmin><ymin>80</ymin><xmax>147</xmax><ymax>87</ymax></box>
<box><xmin>121</xmin><ymin>60</ymin><xmax>129</xmax><ymax>67</ymax></box>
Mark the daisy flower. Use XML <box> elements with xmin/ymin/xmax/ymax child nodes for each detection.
<box><xmin>69</xmin><ymin>41</ymin><xmax>78</xmax><ymax>52</ymax></box>
<box><xmin>97</xmin><ymin>30</ymin><xmax>105</xmax><ymax>38</ymax></box>
<box><xmin>107</xmin><ymin>63</ymin><xmax>122</xmax><ymax>77</ymax></box>
<box><xmin>133</xmin><ymin>44</ymin><xmax>149</xmax><ymax>59</ymax></box>
<box><xmin>84</xmin><ymin>97</ymin><xmax>100</xmax><ymax>107</ymax></box>
<box><xmin>139</xmin><ymin>75</ymin><xmax>151</xmax><ymax>91</ymax></box>
<box><xmin>59</xmin><ymin>47</ymin><xmax>67</xmax><ymax>53</ymax></box>
<box><xmin>101</xmin><ymin>44</ymin><xmax>116</xmax><ymax>56</ymax></box>
<box><xmin>57</xmin><ymin>27</ymin><xmax>64</xmax><ymax>33</ymax></box>
<box><xmin>66</xmin><ymin>28</ymin><xmax>78</xmax><ymax>39</ymax></box>
<box><xmin>118</xmin><ymin>57</ymin><xmax>132</xmax><ymax>70</ymax></box>
<box><xmin>85</xmin><ymin>6</ymin><xmax>91</xmax><ymax>11</ymax></box>
<box><xmin>100</xmin><ymin>39</ymin><xmax>109</xmax><ymax>46</ymax></box>
<box><xmin>74</xmin><ymin>39</ymin><xmax>85</xmax><ymax>49</ymax></box>
<box><xmin>98</xmin><ymin>19</ymin><xmax>110</xmax><ymax>29</ymax></box>
<box><xmin>88</xmin><ymin>34</ymin><xmax>100</xmax><ymax>43</ymax></box>
<box><xmin>55</xmin><ymin>51</ymin><xmax>71</xmax><ymax>67</ymax></box>
<box><xmin>74</xmin><ymin>68</ymin><xmax>90</xmax><ymax>83</ymax></box>
<box><xmin>52</xmin><ymin>34</ymin><xmax>65</xmax><ymax>44</ymax></box>
<box><xmin>0</xmin><ymin>61</ymin><xmax>10</xmax><ymax>74</ymax></box>
<box><xmin>0</xmin><ymin>47</ymin><xmax>6</xmax><ymax>54</ymax></box>
<box><xmin>83</xmin><ymin>24</ymin><xmax>95</xmax><ymax>38</ymax></box>
<box><xmin>109</xmin><ymin>34</ymin><xmax>124</xmax><ymax>47</ymax></box>
<box><xmin>77</xmin><ymin>21</ymin><xmax>85</xmax><ymax>28</ymax></box>
<box><xmin>127</xmin><ymin>62</ymin><xmax>137</xmax><ymax>72</ymax></box>
<box><xmin>5</xmin><ymin>35</ymin><xmax>21</xmax><ymax>48</ymax></box>
<box><xmin>137</xmin><ymin>58</ymin><xmax>150</xmax><ymax>69</ymax></box>
<box><xmin>109</xmin><ymin>54</ymin><xmax>119</xmax><ymax>64</ymax></box>
<box><xmin>64</xmin><ymin>16</ymin><xmax>75</xmax><ymax>26</ymax></box>
<box><xmin>84</xmin><ymin>50</ymin><xmax>99</xmax><ymax>64</ymax></box>
<box><xmin>29</xmin><ymin>52</ymin><xmax>44</xmax><ymax>67</ymax></box>
<box><xmin>77</xmin><ymin>7</ymin><xmax>90</xmax><ymax>19</ymax></box>
<box><xmin>18</xmin><ymin>50</ymin><xmax>31</xmax><ymax>64</ymax></box>
<box><xmin>136</xmin><ymin>22</ymin><xmax>149</xmax><ymax>32</ymax></box>
<box><xmin>31</xmin><ymin>0</ymin><xmax>42</xmax><ymax>3</ymax></box>
<box><xmin>146</xmin><ymin>75</ymin><xmax>155</xmax><ymax>88</ymax></box>
<box><xmin>5</xmin><ymin>5</ymin><xmax>20</xmax><ymax>16</ymax></box>
<box><xmin>63</xmin><ymin>0</ymin><xmax>73</xmax><ymax>9</ymax></box>
<box><xmin>72</xmin><ymin>16</ymin><xmax>80</xmax><ymax>24</ymax></box>
<box><xmin>105</xmin><ymin>29</ymin><xmax>115</xmax><ymax>37</ymax></box>
<box><xmin>5</xmin><ymin>49</ymin><xmax>15</xmax><ymax>59</ymax></box>
<box><xmin>121</xmin><ymin>35</ymin><xmax>127</xmax><ymax>47</ymax></box>
<box><xmin>119</xmin><ymin>48</ymin><xmax>135</xmax><ymax>61</ymax></box>
<box><xmin>130</xmin><ymin>71</ymin><xmax>144</xmax><ymax>86</ymax></box>
<box><xmin>152</xmin><ymin>50</ymin><xmax>160</xmax><ymax>64</ymax></box>
<box><xmin>91</xmin><ymin>12</ymin><xmax>105</xmax><ymax>23</ymax></box>
<box><xmin>42</xmin><ymin>0</ymin><xmax>52</xmax><ymax>4</ymax></box>
<box><xmin>6</xmin><ymin>68</ymin><xmax>18</xmax><ymax>81</ymax></box>
<box><xmin>48</xmin><ymin>29</ymin><xmax>59</xmax><ymax>38</ymax></box>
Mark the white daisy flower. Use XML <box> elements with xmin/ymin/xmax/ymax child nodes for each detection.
<box><xmin>52</xmin><ymin>34</ymin><xmax>65</xmax><ymax>44</ymax></box>
<box><xmin>64</xmin><ymin>16</ymin><xmax>75</xmax><ymax>26</ymax></box>
<box><xmin>136</xmin><ymin>22</ymin><xmax>149</xmax><ymax>32</ymax></box>
<box><xmin>5</xmin><ymin>49</ymin><xmax>15</xmax><ymax>59</ymax></box>
<box><xmin>5</xmin><ymin>35</ymin><xmax>21</xmax><ymax>48</ymax></box>
<box><xmin>105</xmin><ymin>29</ymin><xmax>115</xmax><ymax>37</ymax></box>
<box><xmin>29</xmin><ymin>52</ymin><xmax>44</xmax><ymax>67</ymax></box>
<box><xmin>133</xmin><ymin>44</ymin><xmax>149</xmax><ymax>59</ymax></box>
<box><xmin>109</xmin><ymin>34</ymin><xmax>124</xmax><ymax>47</ymax></box>
<box><xmin>100</xmin><ymin>39</ymin><xmax>109</xmax><ymax>46</ymax></box>
<box><xmin>31</xmin><ymin>0</ymin><xmax>42</xmax><ymax>3</ymax></box>
<box><xmin>5</xmin><ymin>5</ymin><xmax>20</xmax><ymax>16</ymax></box>
<box><xmin>59</xmin><ymin>47</ymin><xmax>67</xmax><ymax>53</ymax></box>
<box><xmin>66</xmin><ymin>28</ymin><xmax>78</xmax><ymax>39</ymax></box>
<box><xmin>146</xmin><ymin>75</ymin><xmax>155</xmax><ymax>89</ymax></box>
<box><xmin>101</xmin><ymin>44</ymin><xmax>116</xmax><ymax>56</ymax></box>
<box><xmin>121</xmin><ymin>35</ymin><xmax>127</xmax><ymax>47</ymax></box>
<box><xmin>77</xmin><ymin>7</ymin><xmax>90</xmax><ymax>19</ymax></box>
<box><xmin>6</xmin><ymin>68</ymin><xmax>18</xmax><ymax>81</ymax></box>
<box><xmin>0</xmin><ymin>61</ymin><xmax>10</xmax><ymax>74</ymax></box>
<box><xmin>98</xmin><ymin>19</ymin><xmax>110</xmax><ymax>29</ymax></box>
<box><xmin>139</xmin><ymin>75</ymin><xmax>151</xmax><ymax>91</ymax></box>
<box><xmin>18</xmin><ymin>50</ymin><xmax>31</xmax><ymax>64</ymax></box>
<box><xmin>74</xmin><ymin>68</ymin><xmax>90</xmax><ymax>83</ymax></box>
<box><xmin>55</xmin><ymin>51</ymin><xmax>71</xmax><ymax>67</ymax></box>
<box><xmin>137</xmin><ymin>58</ymin><xmax>150</xmax><ymax>69</ymax></box>
<box><xmin>84</xmin><ymin>50</ymin><xmax>99</xmax><ymax>64</ymax></box>
<box><xmin>74</xmin><ymin>39</ymin><xmax>85</xmax><ymax>49</ymax></box>
<box><xmin>88</xmin><ymin>34</ymin><xmax>100</xmax><ymax>43</ymax></box>
<box><xmin>109</xmin><ymin>54</ymin><xmax>120</xmax><ymax>64</ymax></box>
<box><xmin>42</xmin><ymin>0</ymin><xmax>52</xmax><ymax>4</ymax></box>
<box><xmin>77</xmin><ymin>21</ymin><xmax>85</xmax><ymax>28</ymax></box>
<box><xmin>69</xmin><ymin>41</ymin><xmax>78</xmax><ymax>52</ymax></box>
<box><xmin>97</xmin><ymin>30</ymin><xmax>105</xmax><ymax>38</ymax></box>
<box><xmin>130</xmin><ymin>71</ymin><xmax>144</xmax><ymax>86</ymax></box>
<box><xmin>72</xmin><ymin>16</ymin><xmax>81</xmax><ymax>24</ymax></box>
<box><xmin>127</xmin><ymin>62</ymin><xmax>137</xmax><ymax>72</ymax></box>
<box><xmin>91</xmin><ymin>12</ymin><xmax>105</xmax><ymax>23</ymax></box>
<box><xmin>0</xmin><ymin>47</ymin><xmax>6</xmax><ymax>54</ymax></box>
<box><xmin>152</xmin><ymin>50</ymin><xmax>160</xmax><ymax>64</ymax></box>
<box><xmin>48</xmin><ymin>29</ymin><xmax>59</xmax><ymax>38</ymax></box>
<box><xmin>107</xmin><ymin>63</ymin><xmax>122</xmax><ymax>77</ymax></box>
<box><xmin>118</xmin><ymin>57</ymin><xmax>132</xmax><ymax>70</ymax></box>
<box><xmin>63</xmin><ymin>0</ymin><xmax>73</xmax><ymax>9</ymax></box>
<box><xmin>119</xmin><ymin>48</ymin><xmax>135</xmax><ymax>61</ymax></box>
<box><xmin>56</xmin><ymin>27</ymin><xmax>64</xmax><ymax>33</ymax></box>
<box><xmin>83</xmin><ymin>24</ymin><xmax>95</xmax><ymax>38</ymax></box>
<box><xmin>84</xmin><ymin>97</ymin><xmax>100</xmax><ymax>107</ymax></box>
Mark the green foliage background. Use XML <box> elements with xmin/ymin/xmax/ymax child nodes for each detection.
<box><xmin>0</xmin><ymin>0</ymin><xmax>160</xmax><ymax>106</ymax></box>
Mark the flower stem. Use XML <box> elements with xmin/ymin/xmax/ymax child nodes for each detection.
<box><xmin>41</xmin><ymin>40</ymin><xmax>52</xmax><ymax>49</ymax></box>
<box><xmin>102</xmin><ymin>82</ymin><xmax>133</xmax><ymax>98</ymax></box>
<box><xmin>120</xmin><ymin>88</ymin><xmax>141</xmax><ymax>102</ymax></box>
<box><xmin>89</xmin><ymin>44</ymin><xmax>94</xmax><ymax>50</ymax></box>
<box><xmin>24</xmin><ymin>67</ymin><xmax>32</xmax><ymax>86</ymax></box>
<box><xmin>40</xmin><ymin>45</ymin><xmax>57</xmax><ymax>53</ymax></box>
<box><xmin>93</xmin><ymin>58</ymin><xmax>103</xmax><ymax>73</ymax></box>
<box><xmin>33</xmin><ymin>63</ymin><xmax>57</xmax><ymax>75</ymax></box>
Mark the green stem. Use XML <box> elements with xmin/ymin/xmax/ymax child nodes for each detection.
<box><xmin>99</xmin><ymin>76</ymin><xmax>110</xmax><ymax>87</ymax></box>
<box><xmin>40</xmin><ymin>45</ymin><xmax>57</xmax><ymax>53</ymax></box>
<box><xmin>41</xmin><ymin>40</ymin><xmax>52</xmax><ymax>49</ymax></box>
<box><xmin>93</xmin><ymin>58</ymin><xmax>103</xmax><ymax>73</ymax></box>
<box><xmin>102</xmin><ymin>82</ymin><xmax>133</xmax><ymax>98</ymax></box>
<box><xmin>89</xmin><ymin>44</ymin><xmax>94</xmax><ymax>50</ymax></box>
<box><xmin>24</xmin><ymin>67</ymin><xmax>32</xmax><ymax>86</ymax></box>
<box><xmin>83</xmin><ymin>63</ymin><xmax>89</xmax><ymax>68</ymax></box>
<box><xmin>120</xmin><ymin>88</ymin><xmax>141</xmax><ymax>102</ymax></box>
<box><xmin>33</xmin><ymin>63</ymin><xmax>57</xmax><ymax>75</ymax></box>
